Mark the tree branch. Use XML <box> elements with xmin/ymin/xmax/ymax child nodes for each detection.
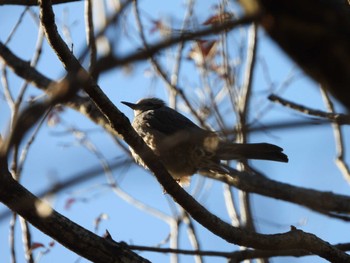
<box><xmin>0</xmin><ymin>169</ymin><xmax>149</xmax><ymax>263</ymax></box>
<box><xmin>204</xmin><ymin>167</ymin><xmax>350</xmax><ymax>216</ymax></box>
<box><xmin>269</xmin><ymin>94</ymin><xmax>350</xmax><ymax>124</ymax></box>
<box><xmin>94</xmin><ymin>13</ymin><xmax>260</xmax><ymax>75</ymax></box>
<box><xmin>0</xmin><ymin>0</ymin><xmax>81</xmax><ymax>6</ymax></box>
<box><xmin>2</xmin><ymin>1</ymin><xmax>347</xmax><ymax>261</ymax></box>
<box><xmin>0</xmin><ymin>69</ymin><xmax>148</xmax><ymax>262</ymax></box>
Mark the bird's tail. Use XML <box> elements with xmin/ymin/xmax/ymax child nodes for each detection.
<box><xmin>215</xmin><ymin>142</ymin><xmax>288</xmax><ymax>162</ymax></box>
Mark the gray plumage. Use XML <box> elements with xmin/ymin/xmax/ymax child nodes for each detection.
<box><xmin>122</xmin><ymin>98</ymin><xmax>288</xmax><ymax>185</ymax></box>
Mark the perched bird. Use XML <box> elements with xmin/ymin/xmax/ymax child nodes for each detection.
<box><xmin>122</xmin><ymin>98</ymin><xmax>288</xmax><ymax>185</ymax></box>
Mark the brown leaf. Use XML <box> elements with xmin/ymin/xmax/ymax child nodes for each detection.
<box><xmin>30</xmin><ymin>242</ymin><xmax>45</xmax><ymax>251</ymax></box>
<box><xmin>187</xmin><ymin>40</ymin><xmax>218</xmax><ymax>66</ymax></box>
<box><xmin>203</xmin><ymin>12</ymin><xmax>234</xmax><ymax>25</ymax></box>
<box><xmin>64</xmin><ymin>197</ymin><xmax>76</xmax><ymax>210</ymax></box>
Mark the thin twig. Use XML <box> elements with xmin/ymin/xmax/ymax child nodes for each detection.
<box><xmin>95</xmin><ymin>13</ymin><xmax>260</xmax><ymax>75</ymax></box>
<box><xmin>132</xmin><ymin>0</ymin><xmax>210</xmax><ymax>129</ymax></box>
<box><xmin>182</xmin><ymin>210</ymin><xmax>203</xmax><ymax>263</ymax></box>
<box><xmin>1</xmin><ymin>67</ymin><xmax>15</xmax><ymax>109</ymax></box>
<box><xmin>72</xmin><ymin>126</ymin><xmax>174</xmax><ymax>224</ymax></box>
<box><xmin>9</xmin><ymin>213</ymin><xmax>17</xmax><ymax>263</ymax></box>
<box><xmin>320</xmin><ymin>87</ymin><xmax>350</xmax><ymax>182</ymax></box>
<box><xmin>84</xmin><ymin>0</ymin><xmax>97</xmax><ymax>78</ymax></box>
<box><xmin>169</xmin><ymin>220</ymin><xmax>179</xmax><ymax>263</ymax></box>
<box><xmin>0</xmin><ymin>0</ymin><xmax>81</xmax><ymax>5</ymax></box>
<box><xmin>168</xmin><ymin>0</ymin><xmax>194</xmax><ymax>109</ymax></box>
<box><xmin>4</xmin><ymin>7</ymin><xmax>30</xmax><ymax>45</ymax></box>
<box><xmin>235</xmin><ymin>22</ymin><xmax>260</xmax><ymax>262</ymax></box>
<box><xmin>17</xmin><ymin>111</ymin><xmax>49</xmax><ymax>176</ymax></box>
<box><xmin>223</xmin><ymin>184</ymin><xmax>240</xmax><ymax>226</ymax></box>
<box><xmin>269</xmin><ymin>94</ymin><xmax>350</xmax><ymax>125</ymax></box>
<box><xmin>206</xmin><ymin>165</ymin><xmax>350</xmax><ymax>217</ymax></box>
<box><xmin>126</xmin><ymin>243</ymin><xmax>350</xmax><ymax>260</ymax></box>
<box><xmin>19</xmin><ymin>217</ymin><xmax>34</xmax><ymax>263</ymax></box>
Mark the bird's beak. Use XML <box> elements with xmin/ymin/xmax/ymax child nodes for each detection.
<box><xmin>121</xmin><ymin>101</ymin><xmax>137</xmax><ymax>109</ymax></box>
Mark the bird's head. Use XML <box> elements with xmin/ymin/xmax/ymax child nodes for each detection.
<box><xmin>121</xmin><ymin>98</ymin><xmax>165</xmax><ymax>116</ymax></box>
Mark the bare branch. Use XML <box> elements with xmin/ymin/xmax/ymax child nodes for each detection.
<box><xmin>269</xmin><ymin>94</ymin><xmax>350</xmax><ymax>124</ymax></box>
<box><xmin>35</xmin><ymin>5</ymin><xmax>350</xmax><ymax>260</ymax></box>
<box><xmin>84</xmin><ymin>0</ymin><xmax>97</xmax><ymax>78</ymax></box>
<box><xmin>127</xmin><ymin>242</ymin><xmax>350</xmax><ymax>261</ymax></box>
<box><xmin>9</xmin><ymin>213</ymin><xmax>17</xmax><ymax>263</ymax></box>
<box><xmin>0</xmin><ymin>0</ymin><xmax>82</xmax><ymax>6</ymax></box>
<box><xmin>320</xmin><ymin>88</ymin><xmax>350</xmax><ymax>182</ymax></box>
<box><xmin>204</xmin><ymin>166</ymin><xmax>350</xmax><ymax>216</ymax></box>
<box><xmin>0</xmin><ymin>73</ymin><xmax>83</xmax><ymax>157</ymax></box>
<box><xmin>0</xmin><ymin>169</ymin><xmax>150</xmax><ymax>263</ymax></box>
<box><xmin>132</xmin><ymin>0</ymin><xmax>210</xmax><ymax>129</ymax></box>
<box><xmin>19</xmin><ymin>218</ymin><xmax>34</xmax><ymax>263</ymax></box>
<box><xmin>0</xmin><ymin>41</ymin><xmax>52</xmax><ymax>89</ymax></box>
<box><xmin>95</xmin><ymin>14</ymin><xmax>260</xmax><ymax>74</ymax></box>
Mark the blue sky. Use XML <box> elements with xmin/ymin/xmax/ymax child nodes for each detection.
<box><xmin>1</xmin><ymin>1</ymin><xmax>350</xmax><ymax>263</ymax></box>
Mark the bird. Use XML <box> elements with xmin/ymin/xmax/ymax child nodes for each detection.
<box><xmin>122</xmin><ymin>98</ymin><xmax>288</xmax><ymax>186</ymax></box>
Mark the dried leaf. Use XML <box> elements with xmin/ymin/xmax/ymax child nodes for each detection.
<box><xmin>30</xmin><ymin>242</ymin><xmax>45</xmax><ymax>251</ymax></box>
<box><xmin>203</xmin><ymin>12</ymin><xmax>234</xmax><ymax>25</ymax></box>
<box><xmin>187</xmin><ymin>40</ymin><xmax>218</xmax><ymax>66</ymax></box>
<box><xmin>64</xmin><ymin>197</ymin><xmax>76</xmax><ymax>210</ymax></box>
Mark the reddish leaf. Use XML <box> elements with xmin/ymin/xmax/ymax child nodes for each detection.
<box><xmin>64</xmin><ymin>197</ymin><xmax>76</xmax><ymax>210</ymax></box>
<box><xmin>203</xmin><ymin>12</ymin><xmax>234</xmax><ymax>25</ymax></box>
<box><xmin>48</xmin><ymin>241</ymin><xmax>55</xmax><ymax>247</ymax></box>
<box><xmin>30</xmin><ymin>242</ymin><xmax>45</xmax><ymax>250</ymax></box>
<box><xmin>94</xmin><ymin>213</ymin><xmax>109</xmax><ymax>232</ymax></box>
<box><xmin>149</xmin><ymin>19</ymin><xmax>170</xmax><ymax>35</ymax></box>
<box><xmin>187</xmin><ymin>40</ymin><xmax>218</xmax><ymax>65</ymax></box>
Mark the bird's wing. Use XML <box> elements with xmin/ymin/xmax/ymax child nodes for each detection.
<box><xmin>143</xmin><ymin>107</ymin><xmax>203</xmax><ymax>135</ymax></box>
